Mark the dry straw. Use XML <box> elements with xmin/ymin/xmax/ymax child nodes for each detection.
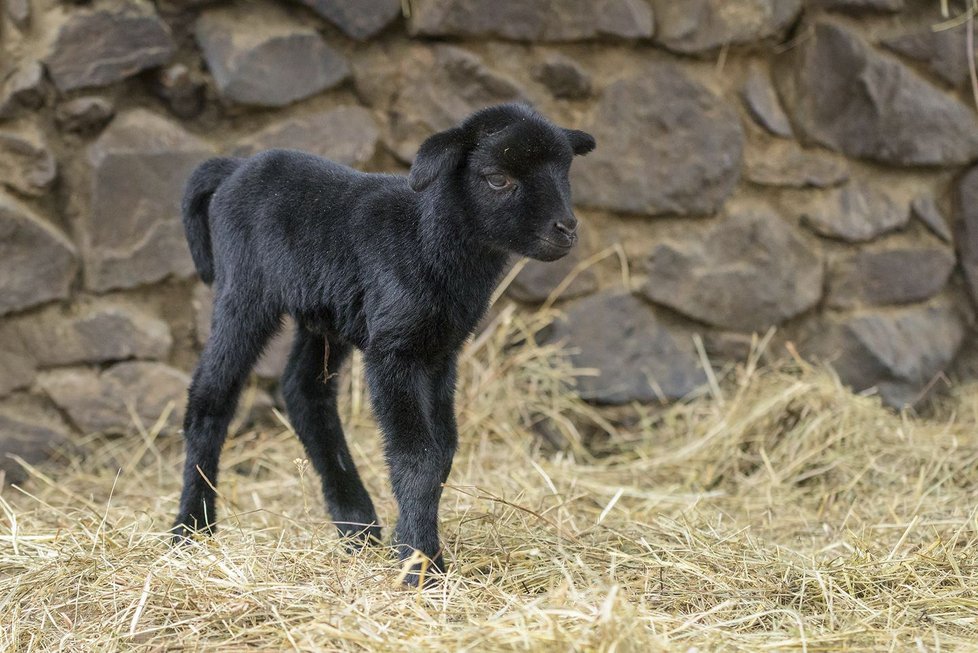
<box><xmin>2</xmin><ymin>307</ymin><xmax>977</xmax><ymax>651</ymax></box>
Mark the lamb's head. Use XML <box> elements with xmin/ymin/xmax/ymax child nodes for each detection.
<box><xmin>409</xmin><ymin>103</ymin><xmax>595</xmax><ymax>262</ymax></box>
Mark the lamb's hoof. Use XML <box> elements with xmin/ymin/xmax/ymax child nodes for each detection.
<box><xmin>170</xmin><ymin>516</ymin><xmax>214</xmax><ymax>545</ymax></box>
<box><xmin>397</xmin><ymin>547</ymin><xmax>445</xmax><ymax>588</ymax></box>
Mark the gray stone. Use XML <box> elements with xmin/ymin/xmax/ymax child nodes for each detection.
<box><xmin>546</xmin><ymin>292</ymin><xmax>706</xmax><ymax>404</ymax></box>
<box><xmin>5</xmin><ymin>0</ymin><xmax>30</xmax><ymax>29</ymax></box>
<box><xmin>802</xmin><ymin>301</ymin><xmax>966</xmax><ymax>408</ymax></box>
<box><xmin>38</xmin><ymin>362</ymin><xmax>190</xmax><ymax>434</ymax></box>
<box><xmin>293</xmin><ymin>0</ymin><xmax>401</xmax><ymax>40</ymax></box>
<box><xmin>0</xmin><ymin>396</ymin><xmax>73</xmax><ymax>484</ymax></box>
<box><xmin>651</xmin><ymin>0</ymin><xmax>802</xmax><ymax>53</ymax></box>
<box><xmin>44</xmin><ymin>1</ymin><xmax>175</xmax><ymax>92</ymax></box>
<box><xmin>55</xmin><ymin>97</ymin><xmax>115</xmax><ymax>135</ymax></box>
<box><xmin>507</xmin><ymin>248</ymin><xmax>598</xmax><ymax>304</ymax></box>
<box><xmin>911</xmin><ymin>194</ymin><xmax>952</xmax><ymax>243</ymax></box>
<box><xmin>826</xmin><ymin>240</ymin><xmax>956</xmax><ymax>309</ymax></box>
<box><xmin>955</xmin><ymin>165</ymin><xmax>978</xmax><ymax>307</ymax></box>
<box><xmin>195</xmin><ymin>3</ymin><xmax>349</xmax><ymax>107</ymax></box>
<box><xmin>0</xmin><ymin>122</ymin><xmax>57</xmax><ymax>197</ymax></box>
<box><xmin>774</xmin><ymin>21</ymin><xmax>978</xmax><ymax>166</ymax></box>
<box><xmin>2</xmin><ymin>298</ymin><xmax>171</xmax><ymax>368</ymax></box>
<box><xmin>811</xmin><ymin>0</ymin><xmax>904</xmax><ymax>11</ymax></box>
<box><xmin>534</xmin><ymin>53</ymin><xmax>592</xmax><ymax>100</ymax></box>
<box><xmin>153</xmin><ymin>64</ymin><xmax>206</xmax><ymax>120</ymax></box>
<box><xmin>799</xmin><ymin>182</ymin><xmax>909</xmax><ymax>242</ymax></box>
<box><xmin>234</xmin><ymin>106</ymin><xmax>379</xmax><ymax>168</ymax></box>
<box><xmin>0</xmin><ymin>346</ymin><xmax>35</xmax><ymax>397</ymax></box>
<box><xmin>741</xmin><ymin>64</ymin><xmax>793</xmax><ymax>137</ymax></box>
<box><xmin>0</xmin><ymin>61</ymin><xmax>45</xmax><ymax>119</ymax></box>
<box><xmin>883</xmin><ymin>21</ymin><xmax>973</xmax><ymax>87</ymax></box>
<box><xmin>571</xmin><ymin>65</ymin><xmax>744</xmax><ymax>216</ymax></box>
<box><xmin>745</xmin><ymin>138</ymin><xmax>849</xmax><ymax>188</ymax></box>
<box><xmin>387</xmin><ymin>46</ymin><xmax>526</xmax><ymax>161</ymax></box>
<box><xmin>642</xmin><ymin>206</ymin><xmax>824</xmax><ymax>332</ymax></box>
<box><xmin>408</xmin><ymin>0</ymin><xmax>654</xmax><ymax>41</ymax></box>
<box><xmin>86</xmin><ymin>110</ymin><xmax>213</xmax><ymax>291</ymax></box>
<box><xmin>0</xmin><ymin>193</ymin><xmax>77</xmax><ymax>317</ymax></box>
<box><xmin>193</xmin><ymin>283</ymin><xmax>294</xmax><ymax>379</ymax></box>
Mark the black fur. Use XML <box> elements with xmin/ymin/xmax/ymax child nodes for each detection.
<box><xmin>172</xmin><ymin>103</ymin><xmax>594</xmax><ymax>586</ymax></box>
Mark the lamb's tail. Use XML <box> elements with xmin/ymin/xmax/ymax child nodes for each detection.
<box><xmin>181</xmin><ymin>157</ymin><xmax>243</xmax><ymax>285</ymax></box>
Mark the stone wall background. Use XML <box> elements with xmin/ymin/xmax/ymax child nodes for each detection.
<box><xmin>2</xmin><ymin>0</ymin><xmax>978</xmax><ymax>480</ymax></box>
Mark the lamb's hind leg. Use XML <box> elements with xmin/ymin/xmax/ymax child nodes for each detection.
<box><xmin>282</xmin><ymin>327</ymin><xmax>380</xmax><ymax>546</ymax></box>
<box><xmin>173</xmin><ymin>292</ymin><xmax>279</xmax><ymax>540</ymax></box>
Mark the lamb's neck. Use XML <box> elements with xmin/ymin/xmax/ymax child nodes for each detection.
<box><xmin>418</xmin><ymin>199</ymin><xmax>508</xmax><ymax>293</ymax></box>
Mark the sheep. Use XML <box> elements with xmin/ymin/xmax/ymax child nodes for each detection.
<box><xmin>173</xmin><ymin>102</ymin><xmax>595</xmax><ymax>585</ymax></box>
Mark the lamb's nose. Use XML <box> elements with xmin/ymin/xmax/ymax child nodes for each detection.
<box><xmin>554</xmin><ymin>216</ymin><xmax>577</xmax><ymax>236</ymax></box>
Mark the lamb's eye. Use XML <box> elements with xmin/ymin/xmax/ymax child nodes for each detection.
<box><xmin>485</xmin><ymin>173</ymin><xmax>512</xmax><ymax>190</ymax></box>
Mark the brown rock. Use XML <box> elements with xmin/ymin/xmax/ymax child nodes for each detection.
<box><xmin>55</xmin><ymin>97</ymin><xmax>115</xmax><ymax>135</ymax></box>
<box><xmin>507</xmin><ymin>249</ymin><xmax>598</xmax><ymax>304</ymax></box>
<box><xmin>955</xmin><ymin>165</ymin><xmax>978</xmax><ymax>307</ymax></box>
<box><xmin>882</xmin><ymin>21</ymin><xmax>973</xmax><ymax>87</ymax></box>
<box><xmin>802</xmin><ymin>300</ymin><xmax>966</xmax><ymax>408</ymax></box>
<box><xmin>571</xmin><ymin>65</ymin><xmax>744</xmax><ymax>216</ymax></box>
<box><xmin>38</xmin><ymin>362</ymin><xmax>190</xmax><ymax>434</ymax></box>
<box><xmin>235</xmin><ymin>106</ymin><xmax>379</xmax><ymax>167</ymax></box>
<box><xmin>0</xmin><ymin>396</ymin><xmax>73</xmax><ymax>484</ymax></box>
<box><xmin>545</xmin><ymin>292</ymin><xmax>706</xmax><ymax>404</ymax></box>
<box><xmin>642</xmin><ymin>206</ymin><xmax>824</xmax><ymax>332</ymax></box>
<box><xmin>811</xmin><ymin>0</ymin><xmax>904</xmax><ymax>11</ymax></box>
<box><xmin>85</xmin><ymin>110</ymin><xmax>213</xmax><ymax>291</ymax></box>
<box><xmin>44</xmin><ymin>1</ymin><xmax>175</xmax><ymax>92</ymax></box>
<box><xmin>408</xmin><ymin>0</ymin><xmax>654</xmax><ymax>41</ymax></box>
<box><xmin>5</xmin><ymin>0</ymin><xmax>30</xmax><ymax>29</ymax></box>
<box><xmin>0</xmin><ymin>122</ymin><xmax>57</xmax><ymax>197</ymax></box>
<box><xmin>153</xmin><ymin>64</ymin><xmax>206</xmax><ymax>120</ymax></box>
<box><xmin>911</xmin><ymin>194</ymin><xmax>952</xmax><ymax>243</ymax></box>
<box><xmin>826</xmin><ymin>240</ymin><xmax>956</xmax><ymax>309</ymax></box>
<box><xmin>745</xmin><ymin>138</ymin><xmax>849</xmax><ymax>188</ymax></box>
<box><xmin>195</xmin><ymin>3</ymin><xmax>349</xmax><ymax>107</ymax></box>
<box><xmin>534</xmin><ymin>53</ymin><xmax>592</xmax><ymax>100</ymax></box>
<box><xmin>293</xmin><ymin>0</ymin><xmax>401</xmax><ymax>40</ymax></box>
<box><xmin>799</xmin><ymin>182</ymin><xmax>909</xmax><ymax>242</ymax></box>
<box><xmin>0</xmin><ymin>61</ymin><xmax>45</xmax><ymax>119</ymax></box>
<box><xmin>651</xmin><ymin>0</ymin><xmax>802</xmax><ymax>53</ymax></box>
<box><xmin>0</xmin><ymin>193</ymin><xmax>77</xmax><ymax>317</ymax></box>
<box><xmin>774</xmin><ymin>21</ymin><xmax>978</xmax><ymax>166</ymax></box>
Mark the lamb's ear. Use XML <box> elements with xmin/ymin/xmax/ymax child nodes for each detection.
<box><xmin>563</xmin><ymin>128</ymin><xmax>596</xmax><ymax>156</ymax></box>
<box><xmin>409</xmin><ymin>127</ymin><xmax>467</xmax><ymax>192</ymax></box>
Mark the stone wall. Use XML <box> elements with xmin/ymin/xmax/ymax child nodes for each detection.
<box><xmin>2</xmin><ymin>0</ymin><xmax>977</xmax><ymax>479</ymax></box>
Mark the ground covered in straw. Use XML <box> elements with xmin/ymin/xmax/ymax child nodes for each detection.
<box><xmin>2</xmin><ymin>308</ymin><xmax>978</xmax><ymax>651</ymax></box>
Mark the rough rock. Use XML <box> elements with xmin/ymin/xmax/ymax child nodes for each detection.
<box><xmin>546</xmin><ymin>292</ymin><xmax>706</xmax><ymax>404</ymax></box>
<box><xmin>802</xmin><ymin>301</ymin><xmax>966</xmax><ymax>408</ymax></box>
<box><xmin>293</xmin><ymin>0</ymin><xmax>401</xmax><ymax>40</ymax></box>
<box><xmin>5</xmin><ymin>0</ymin><xmax>30</xmax><ymax>30</ymax></box>
<box><xmin>44</xmin><ymin>1</ymin><xmax>175</xmax><ymax>92</ymax></box>
<box><xmin>408</xmin><ymin>0</ymin><xmax>654</xmax><ymax>41</ymax></box>
<box><xmin>911</xmin><ymin>194</ymin><xmax>952</xmax><ymax>243</ymax></box>
<box><xmin>234</xmin><ymin>106</ymin><xmax>379</xmax><ymax>167</ymax></box>
<box><xmin>741</xmin><ymin>64</ymin><xmax>793</xmax><ymax>137</ymax></box>
<box><xmin>811</xmin><ymin>0</ymin><xmax>904</xmax><ymax>11</ymax></box>
<box><xmin>387</xmin><ymin>46</ymin><xmax>526</xmax><ymax>161</ymax></box>
<box><xmin>0</xmin><ymin>396</ymin><xmax>73</xmax><ymax>484</ymax></box>
<box><xmin>153</xmin><ymin>64</ymin><xmax>206</xmax><ymax>120</ymax></box>
<box><xmin>55</xmin><ymin>97</ymin><xmax>115</xmax><ymax>135</ymax></box>
<box><xmin>651</xmin><ymin>0</ymin><xmax>802</xmax><ymax>53</ymax></box>
<box><xmin>774</xmin><ymin>21</ymin><xmax>978</xmax><ymax>166</ymax></box>
<box><xmin>2</xmin><ymin>299</ymin><xmax>172</xmax><ymax>367</ymax></box>
<box><xmin>571</xmin><ymin>65</ymin><xmax>744</xmax><ymax>216</ymax></box>
<box><xmin>799</xmin><ymin>182</ymin><xmax>909</xmax><ymax>242</ymax></box>
<box><xmin>0</xmin><ymin>347</ymin><xmax>35</xmax><ymax>397</ymax></box>
<box><xmin>38</xmin><ymin>362</ymin><xmax>190</xmax><ymax>434</ymax></box>
<box><xmin>194</xmin><ymin>284</ymin><xmax>294</xmax><ymax>379</ymax></box>
<box><xmin>507</xmin><ymin>248</ymin><xmax>598</xmax><ymax>304</ymax></box>
<box><xmin>0</xmin><ymin>193</ymin><xmax>77</xmax><ymax>317</ymax></box>
<box><xmin>641</xmin><ymin>207</ymin><xmax>824</xmax><ymax>332</ymax></box>
<box><xmin>0</xmin><ymin>122</ymin><xmax>57</xmax><ymax>197</ymax></box>
<box><xmin>882</xmin><ymin>21</ymin><xmax>973</xmax><ymax>87</ymax></box>
<box><xmin>826</xmin><ymin>239</ymin><xmax>956</xmax><ymax>309</ymax></box>
<box><xmin>0</xmin><ymin>61</ymin><xmax>45</xmax><ymax>119</ymax></box>
<box><xmin>955</xmin><ymin>165</ymin><xmax>978</xmax><ymax>307</ymax></box>
<box><xmin>745</xmin><ymin>138</ymin><xmax>849</xmax><ymax>188</ymax></box>
<box><xmin>534</xmin><ymin>53</ymin><xmax>592</xmax><ymax>100</ymax></box>
<box><xmin>195</xmin><ymin>3</ymin><xmax>349</xmax><ymax>107</ymax></box>
<box><xmin>86</xmin><ymin>110</ymin><xmax>213</xmax><ymax>291</ymax></box>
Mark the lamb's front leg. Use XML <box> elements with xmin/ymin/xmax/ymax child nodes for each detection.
<box><xmin>364</xmin><ymin>350</ymin><xmax>458</xmax><ymax>587</ymax></box>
